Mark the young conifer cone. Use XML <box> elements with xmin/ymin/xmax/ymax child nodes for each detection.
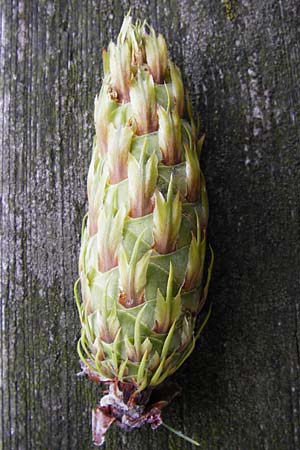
<box><xmin>75</xmin><ymin>14</ymin><xmax>213</xmax><ymax>446</ymax></box>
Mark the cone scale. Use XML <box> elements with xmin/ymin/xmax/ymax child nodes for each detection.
<box><xmin>76</xmin><ymin>14</ymin><xmax>213</xmax><ymax>446</ymax></box>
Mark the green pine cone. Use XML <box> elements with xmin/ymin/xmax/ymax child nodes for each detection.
<box><xmin>75</xmin><ymin>13</ymin><xmax>213</xmax><ymax>446</ymax></box>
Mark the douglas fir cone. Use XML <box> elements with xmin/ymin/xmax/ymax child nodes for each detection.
<box><xmin>75</xmin><ymin>14</ymin><xmax>213</xmax><ymax>446</ymax></box>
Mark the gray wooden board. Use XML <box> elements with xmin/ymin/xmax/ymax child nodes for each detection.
<box><xmin>1</xmin><ymin>1</ymin><xmax>300</xmax><ymax>449</ymax></box>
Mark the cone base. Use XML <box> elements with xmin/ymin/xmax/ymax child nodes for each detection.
<box><xmin>90</xmin><ymin>376</ymin><xmax>180</xmax><ymax>446</ymax></box>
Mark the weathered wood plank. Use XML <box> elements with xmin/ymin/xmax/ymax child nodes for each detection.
<box><xmin>1</xmin><ymin>1</ymin><xmax>299</xmax><ymax>449</ymax></box>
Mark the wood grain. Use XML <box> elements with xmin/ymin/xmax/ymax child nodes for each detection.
<box><xmin>1</xmin><ymin>1</ymin><xmax>299</xmax><ymax>449</ymax></box>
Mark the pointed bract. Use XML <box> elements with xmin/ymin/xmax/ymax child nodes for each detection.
<box><xmin>128</xmin><ymin>145</ymin><xmax>158</xmax><ymax>217</ymax></box>
<box><xmin>169</xmin><ymin>61</ymin><xmax>184</xmax><ymax>117</ymax></box>
<box><xmin>118</xmin><ymin>232</ymin><xmax>150</xmax><ymax>307</ymax></box>
<box><xmin>154</xmin><ymin>263</ymin><xmax>181</xmax><ymax>333</ymax></box>
<box><xmin>184</xmin><ymin>213</ymin><xmax>206</xmax><ymax>291</ymax></box>
<box><xmin>94</xmin><ymin>85</ymin><xmax>118</xmax><ymax>155</ymax></box>
<box><xmin>153</xmin><ymin>176</ymin><xmax>182</xmax><ymax>254</ymax></box>
<box><xmin>144</xmin><ymin>30</ymin><xmax>167</xmax><ymax>84</ymax></box>
<box><xmin>185</xmin><ymin>141</ymin><xmax>201</xmax><ymax>202</ymax></box>
<box><xmin>107</xmin><ymin>40</ymin><xmax>131</xmax><ymax>102</ymax></box>
<box><xmin>130</xmin><ymin>69</ymin><xmax>158</xmax><ymax>135</ymax></box>
<box><xmin>107</xmin><ymin>123</ymin><xmax>133</xmax><ymax>184</ymax></box>
<box><xmin>158</xmin><ymin>104</ymin><xmax>182</xmax><ymax>165</ymax></box>
<box><xmin>97</xmin><ymin>203</ymin><xmax>126</xmax><ymax>272</ymax></box>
